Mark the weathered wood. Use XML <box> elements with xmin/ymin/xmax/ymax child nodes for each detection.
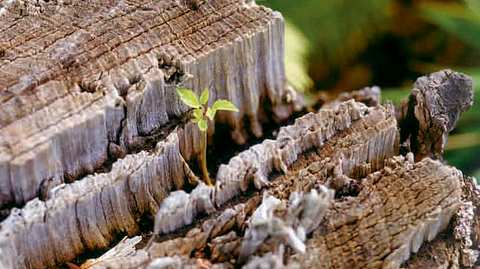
<box><xmin>398</xmin><ymin>69</ymin><xmax>474</xmax><ymax>161</ymax></box>
<box><xmin>0</xmin><ymin>0</ymin><xmax>293</xmax><ymax>208</ymax></box>
<box><xmin>151</xmin><ymin>100</ymin><xmax>398</xmax><ymax>234</ymax></box>
<box><xmin>82</xmin><ymin>157</ymin><xmax>467</xmax><ymax>269</ymax></box>
<box><xmin>0</xmin><ymin>133</ymin><xmax>193</xmax><ymax>269</ymax></box>
<box><xmin>401</xmin><ymin>176</ymin><xmax>480</xmax><ymax>269</ymax></box>
<box><xmin>294</xmin><ymin>156</ymin><xmax>463</xmax><ymax>269</ymax></box>
<box><xmin>62</xmin><ymin>70</ymin><xmax>477</xmax><ymax>269</ymax></box>
<box><xmin>0</xmin><ymin>0</ymin><xmax>477</xmax><ymax>267</ymax></box>
<box><xmin>75</xmin><ymin>99</ymin><xmax>399</xmax><ymax>268</ymax></box>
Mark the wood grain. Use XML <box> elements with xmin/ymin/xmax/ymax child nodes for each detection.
<box><xmin>0</xmin><ymin>0</ymin><xmax>293</xmax><ymax>208</ymax></box>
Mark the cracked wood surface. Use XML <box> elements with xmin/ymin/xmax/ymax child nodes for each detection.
<box><xmin>0</xmin><ymin>0</ymin><xmax>292</xmax><ymax>208</ymax></box>
<box><xmin>294</xmin><ymin>156</ymin><xmax>463</xmax><ymax>269</ymax></box>
<box><xmin>0</xmin><ymin>133</ymin><xmax>193</xmax><ymax>269</ymax></box>
<box><xmin>0</xmin><ymin>99</ymin><xmax>392</xmax><ymax>269</ymax></box>
<box><xmin>398</xmin><ymin>69</ymin><xmax>474</xmax><ymax>161</ymax></box>
<box><xmin>73</xmin><ymin>101</ymin><xmax>400</xmax><ymax>269</ymax></box>
<box><xmin>64</xmin><ymin>70</ymin><xmax>475</xmax><ymax>269</ymax></box>
<box><xmin>0</xmin><ymin>1</ymin><xmax>477</xmax><ymax>267</ymax></box>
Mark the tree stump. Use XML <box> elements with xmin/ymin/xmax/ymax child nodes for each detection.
<box><xmin>0</xmin><ymin>1</ymin><xmax>477</xmax><ymax>269</ymax></box>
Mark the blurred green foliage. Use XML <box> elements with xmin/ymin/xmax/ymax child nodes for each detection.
<box><xmin>421</xmin><ymin>1</ymin><xmax>480</xmax><ymax>49</ymax></box>
<box><xmin>263</xmin><ymin>0</ymin><xmax>480</xmax><ymax>178</ymax></box>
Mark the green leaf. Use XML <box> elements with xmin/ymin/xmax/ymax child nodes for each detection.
<box><xmin>212</xmin><ymin>99</ymin><xmax>239</xmax><ymax>112</ymax></box>
<box><xmin>200</xmin><ymin>88</ymin><xmax>209</xmax><ymax>105</ymax></box>
<box><xmin>198</xmin><ymin>119</ymin><xmax>208</xmax><ymax>132</ymax></box>
<box><xmin>206</xmin><ymin>107</ymin><xmax>215</xmax><ymax>121</ymax></box>
<box><xmin>192</xmin><ymin>108</ymin><xmax>203</xmax><ymax>123</ymax></box>
<box><xmin>176</xmin><ymin>88</ymin><xmax>200</xmax><ymax>108</ymax></box>
<box><xmin>206</xmin><ymin>100</ymin><xmax>239</xmax><ymax>121</ymax></box>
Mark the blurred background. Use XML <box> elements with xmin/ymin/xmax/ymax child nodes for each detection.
<box><xmin>263</xmin><ymin>0</ymin><xmax>480</xmax><ymax>180</ymax></box>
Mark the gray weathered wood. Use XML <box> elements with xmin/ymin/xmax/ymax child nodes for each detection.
<box><xmin>70</xmin><ymin>71</ymin><xmax>477</xmax><ymax>269</ymax></box>
<box><xmin>75</xmin><ymin>99</ymin><xmax>399</xmax><ymax>269</ymax></box>
<box><xmin>0</xmin><ymin>0</ymin><xmax>477</xmax><ymax>267</ymax></box>
<box><xmin>0</xmin><ymin>0</ymin><xmax>294</xmax><ymax>208</ymax></box>
<box><xmin>0</xmin><ymin>133</ymin><xmax>194</xmax><ymax>269</ymax></box>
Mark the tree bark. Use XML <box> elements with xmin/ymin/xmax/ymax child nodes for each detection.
<box><xmin>0</xmin><ymin>1</ymin><xmax>477</xmax><ymax>269</ymax></box>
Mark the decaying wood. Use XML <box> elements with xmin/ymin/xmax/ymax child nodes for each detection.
<box><xmin>294</xmin><ymin>155</ymin><xmax>463</xmax><ymax>269</ymax></box>
<box><xmin>82</xmin><ymin>156</ymin><xmax>466</xmax><ymax>269</ymax></box>
<box><xmin>398</xmin><ymin>69</ymin><xmax>474</xmax><ymax>161</ymax></box>
<box><xmin>0</xmin><ymin>133</ymin><xmax>196</xmax><ymax>269</ymax></box>
<box><xmin>0</xmin><ymin>0</ymin><xmax>294</xmax><ymax>208</ymax></box>
<box><xmin>400</xmin><ymin>175</ymin><xmax>480</xmax><ymax>269</ymax></box>
<box><xmin>0</xmin><ymin>0</ymin><xmax>477</xmax><ymax>267</ymax></box>
<box><xmin>71</xmin><ymin>100</ymin><xmax>399</xmax><ymax>268</ymax></box>
<box><xmin>58</xmin><ymin>70</ymin><xmax>475</xmax><ymax>269</ymax></box>
<box><xmin>152</xmin><ymin>100</ymin><xmax>399</xmax><ymax>234</ymax></box>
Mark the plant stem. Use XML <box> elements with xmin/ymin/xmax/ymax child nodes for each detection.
<box><xmin>199</xmin><ymin>130</ymin><xmax>212</xmax><ymax>186</ymax></box>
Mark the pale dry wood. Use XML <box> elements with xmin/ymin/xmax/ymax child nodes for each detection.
<box><xmin>73</xmin><ymin>69</ymin><xmax>478</xmax><ymax>269</ymax></box>
<box><xmin>0</xmin><ymin>0</ymin><xmax>293</xmax><ymax>208</ymax></box>
<box><xmin>401</xmin><ymin>176</ymin><xmax>480</xmax><ymax>269</ymax></box>
<box><xmin>294</xmin><ymin>155</ymin><xmax>463</xmax><ymax>269</ymax></box>
<box><xmin>0</xmin><ymin>6</ymin><xmax>476</xmax><ymax>267</ymax></box>
<box><xmin>151</xmin><ymin>100</ymin><xmax>398</xmax><ymax>234</ymax></box>
<box><xmin>214</xmin><ymin>100</ymin><xmax>393</xmax><ymax>206</ymax></box>
<box><xmin>81</xmin><ymin>100</ymin><xmax>400</xmax><ymax>269</ymax></box>
<box><xmin>0</xmin><ymin>133</ymin><xmax>195</xmax><ymax>269</ymax></box>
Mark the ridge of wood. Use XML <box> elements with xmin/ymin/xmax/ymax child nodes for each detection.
<box><xmin>0</xmin><ymin>99</ymin><xmax>388</xmax><ymax>269</ymax></box>
<box><xmin>76</xmin><ymin>100</ymin><xmax>400</xmax><ymax>268</ymax></box>
<box><xmin>0</xmin><ymin>0</ymin><xmax>293</xmax><ymax>208</ymax></box>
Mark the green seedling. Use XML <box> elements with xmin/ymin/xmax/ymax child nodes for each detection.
<box><xmin>176</xmin><ymin>87</ymin><xmax>239</xmax><ymax>186</ymax></box>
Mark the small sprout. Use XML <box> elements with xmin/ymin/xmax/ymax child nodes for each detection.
<box><xmin>176</xmin><ymin>87</ymin><xmax>239</xmax><ymax>185</ymax></box>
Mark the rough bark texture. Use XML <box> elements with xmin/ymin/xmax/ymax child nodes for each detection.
<box><xmin>398</xmin><ymin>69</ymin><xmax>474</xmax><ymax>161</ymax></box>
<box><xmin>0</xmin><ymin>0</ymin><xmax>477</xmax><ymax>268</ymax></box>
<box><xmin>72</xmin><ymin>71</ymin><xmax>476</xmax><ymax>269</ymax></box>
<box><xmin>295</xmin><ymin>156</ymin><xmax>463</xmax><ymax>269</ymax></box>
<box><xmin>0</xmin><ymin>0</ymin><xmax>294</xmax><ymax>208</ymax></box>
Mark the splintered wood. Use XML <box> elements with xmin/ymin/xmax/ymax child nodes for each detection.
<box><xmin>0</xmin><ymin>0</ymin><xmax>292</xmax><ymax>208</ymax></box>
<box><xmin>398</xmin><ymin>70</ymin><xmax>473</xmax><ymax>161</ymax></box>
<box><xmin>295</xmin><ymin>156</ymin><xmax>463</xmax><ymax>269</ymax></box>
<box><xmin>73</xmin><ymin>71</ymin><xmax>475</xmax><ymax>269</ymax></box>
<box><xmin>0</xmin><ymin>134</ymin><xmax>193</xmax><ymax>269</ymax></box>
<box><xmin>0</xmin><ymin>0</ymin><xmax>477</xmax><ymax>267</ymax></box>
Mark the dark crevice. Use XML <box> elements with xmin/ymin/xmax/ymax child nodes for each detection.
<box><xmin>78</xmin><ymin>80</ymin><xmax>99</xmax><ymax>93</ymax></box>
<box><xmin>157</xmin><ymin>53</ymin><xmax>187</xmax><ymax>84</ymax></box>
<box><xmin>206</xmin><ymin>97</ymin><xmax>309</xmax><ymax>180</ymax></box>
<box><xmin>399</xmin><ymin>94</ymin><xmax>420</xmax><ymax>156</ymax></box>
<box><xmin>0</xmin><ymin>207</ymin><xmax>10</xmax><ymax>222</ymax></box>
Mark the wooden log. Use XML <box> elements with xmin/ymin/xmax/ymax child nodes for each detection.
<box><xmin>0</xmin><ymin>0</ymin><xmax>294</xmax><ymax>208</ymax></box>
